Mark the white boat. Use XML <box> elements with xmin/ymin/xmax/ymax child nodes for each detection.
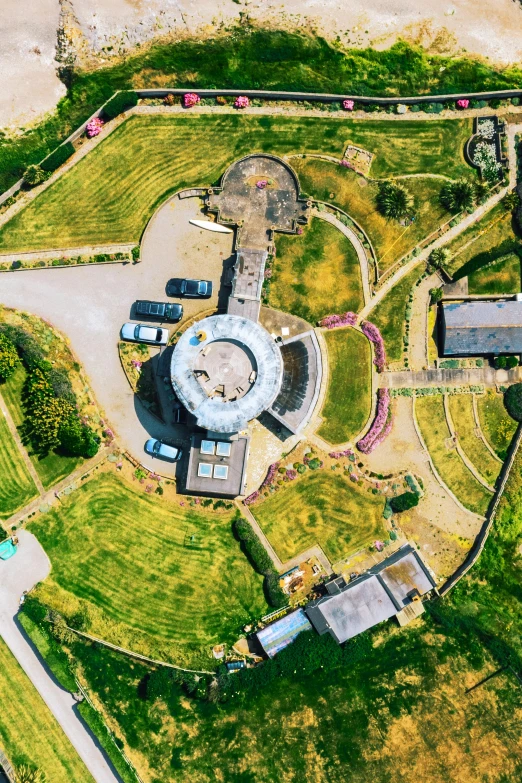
<box><xmin>189</xmin><ymin>219</ymin><xmax>233</xmax><ymax>234</ymax></box>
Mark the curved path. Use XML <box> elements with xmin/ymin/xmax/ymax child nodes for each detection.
<box><xmin>0</xmin><ymin>531</ymin><xmax>121</xmax><ymax>783</ymax></box>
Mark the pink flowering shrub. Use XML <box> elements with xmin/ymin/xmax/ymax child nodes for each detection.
<box><xmin>357</xmin><ymin>388</ymin><xmax>392</xmax><ymax>454</ymax></box>
<box><xmin>244</xmin><ymin>491</ymin><xmax>260</xmax><ymax>505</ymax></box>
<box><xmin>342</xmin><ymin>99</ymin><xmax>355</xmax><ymax>111</ymax></box>
<box><xmin>374</xmin><ymin>540</ymin><xmax>384</xmax><ymax>552</ymax></box>
<box><xmin>264</xmin><ymin>268</ymin><xmax>272</xmax><ymax>279</ymax></box>
<box><xmin>329</xmin><ymin>448</ymin><xmax>354</xmax><ymax>459</ymax></box>
<box><xmin>285</xmin><ymin>468</ymin><xmax>297</xmax><ymax>481</ymax></box>
<box><xmin>361</xmin><ymin>320</ymin><xmax>386</xmax><ymax>371</ymax></box>
<box><xmin>262</xmin><ymin>462</ymin><xmax>280</xmax><ymax>488</ymax></box>
<box><xmin>319</xmin><ymin>311</ymin><xmax>358</xmax><ymax>329</ymax></box>
<box><xmin>235</xmin><ymin>95</ymin><xmax>250</xmax><ymax>108</ymax></box>
<box><xmin>131</xmin><ymin>359</ymin><xmax>142</xmax><ymax>369</ymax></box>
<box><xmin>456</xmin><ymin>99</ymin><xmax>469</xmax><ymax>109</ymax></box>
<box><xmin>339</xmin><ymin>159</ymin><xmax>354</xmax><ymax>169</ymax></box>
<box><xmin>86</xmin><ymin>117</ymin><xmax>104</xmax><ymax>138</ymax></box>
<box><xmin>145</xmin><ymin>484</ymin><xmax>153</xmax><ymax>494</ymax></box>
<box><xmin>183</xmin><ymin>93</ymin><xmax>200</xmax><ymax>108</ymax></box>
<box><xmin>148</xmin><ymin>472</ymin><xmax>161</xmax><ymax>482</ymax></box>
<box><xmin>296</xmin><ymin>226</ymin><xmax>303</xmax><ymax>235</ymax></box>
<box><xmin>256</xmin><ymin>180</ymin><xmax>268</xmax><ymax>189</ymax></box>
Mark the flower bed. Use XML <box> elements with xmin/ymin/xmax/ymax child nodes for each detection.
<box><xmin>235</xmin><ymin>96</ymin><xmax>250</xmax><ymax>109</ymax></box>
<box><xmin>361</xmin><ymin>320</ymin><xmax>386</xmax><ymax>371</ymax></box>
<box><xmin>244</xmin><ymin>461</ymin><xmax>280</xmax><ymax>504</ymax></box>
<box><xmin>318</xmin><ymin>311</ymin><xmax>357</xmax><ymax>329</ymax></box>
<box><xmin>183</xmin><ymin>93</ymin><xmax>200</xmax><ymax>108</ymax></box>
<box><xmin>357</xmin><ymin>388</ymin><xmax>392</xmax><ymax>454</ymax></box>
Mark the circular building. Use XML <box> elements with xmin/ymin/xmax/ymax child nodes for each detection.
<box><xmin>170</xmin><ymin>314</ymin><xmax>283</xmax><ymax>433</ymax></box>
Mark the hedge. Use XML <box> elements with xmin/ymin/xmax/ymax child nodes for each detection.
<box><xmin>103</xmin><ymin>91</ymin><xmax>138</xmax><ymax>120</ymax></box>
<box><xmin>504</xmin><ymin>383</ymin><xmax>522</xmax><ymax>422</ymax></box>
<box><xmin>41</xmin><ymin>141</ymin><xmax>75</xmax><ymax>172</ymax></box>
<box><xmin>390</xmin><ymin>491</ymin><xmax>419</xmax><ymax>513</ymax></box>
<box><xmin>234</xmin><ymin>516</ymin><xmax>288</xmax><ymax>608</ymax></box>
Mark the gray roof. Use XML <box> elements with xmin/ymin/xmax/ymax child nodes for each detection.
<box><xmin>185</xmin><ymin>433</ymin><xmax>249</xmax><ymax>498</ymax></box>
<box><xmin>269</xmin><ymin>331</ymin><xmax>323</xmax><ymax>434</ymax></box>
<box><xmin>305</xmin><ymin>545</ymin><xmax>436</xmax><ymax>644</ymax></box>
<box><xmin>442</xmin><ymin>300</ymin><xmax>522</xmax><ymax>355</ymax></box>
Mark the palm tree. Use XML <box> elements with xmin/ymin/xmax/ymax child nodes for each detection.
<box><xmin>15</xmin><ymin>764</ymin><xmax>46</xmax><ymax>783</ymax></box>
<box><xmin>439</xmin><ymin>179</ymin><xmax>475</xmax><ymax>213</ymax></box>
<box><xmin>503</xmin><ymin>191</ymin><xmax>520</xmax><ymax>212</ymax></box>
<box><xmin>376</xmin><ymin>181</ymin><xmax>414</xmax><ymax>220</ymax></box>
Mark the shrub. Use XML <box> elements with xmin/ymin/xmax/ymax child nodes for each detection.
<box><xmin>390</xmin><ymin>491</ymin><xmax>419</xmax><ymax>513</ymax></box>
<box><xmin>428</xmin><ymin>247</ymin><xmax>448</xmax><ymax>269</ymax></box>
<box><xmin>216</xmin><ymin>96</ymin><xmax>228</xmax><ymax>105</ymax></box>
<box><xmin>265</xmin><ymin>571</ymin><xmax>287</xmax><ymax>607</ymax></box>
<box><xmin>41</xmin><ymin>142</ymin><xmax>75</xmax><ymax>172</ymax></box>
<box><xmin>496</xmin><ymin>356</ymin><xmax>507</xmax><ymax>369</ymax></box>
<box><xmin>506</xmin><ymin>356</ymin><xmax>519</xmax><ymax>369</ymax></box>
<box><xmin>357</xmin><ymin>388</ymin><xmax>392</xmax><ymax>454</ymax></box>
<box><xmin>183</xmin><ymin>92</ymin><xmax>200</xmax><ymax>108</ymax></box>
<box><xmin>430</xmin><ymin>287</ymin><xmax>443</xmax><ymax>304</ymax></box>
<box><xmin>132</xmin><ymin>246</ymin><xmax>140</xmax><ymax>261</ymax></box>
<box><xmin>504</xmin><ymin>383</ymin><xmax>522</xmax><ymax>422</ymax></box>
<box><xmin>234</xmin><ymin>517</ymin><xmax>273</xmax><ymax>574</ymax></box>
<box><xmin>440</xmin><ymin>179</ymin><xmax>475</xmax><ymax>213</ymax></box>
<box><xmin>23</xmin><ymin>164</ymin><xmax>47</xmax><ymax>186</ymax></box>
<box><xmin>234</xmin><ymin>95</ymin><xmax>250</xmax><ymax>108</ymax></box>
<box><xmin>85</xmin><ymin>117</ymin><xmax>105</xmax><ymax>138</ymax></box>
<box><xmin>59</xmin><ymin>417</ymin><xmax>100</xmax><ymax>458</ymax></box>
<box><xmin>163</xmin><ymin>93</ymin><xmax>177</xmax><ymax>106</ymax></box>
<box><xmin>376</xmin><ymin>181</ymin><xmax>414</xmax><ymax>220</ymax></box>
<box><xmin>308</xmin><ymin>457</ymin><xmax>323</xmax><ymax>470</ymax></box>
<box><xmin>103</xmin><ymin>91</ymin><xmax>138</xmax><ymax>119</ymax></box>
<box><xmin>0</xmin><ymin>333</ymin><xmax>19</xmax><ymax>380</ymax></box>
<box><xmin>512</xmin><ymin>97</ymin><xmax>520</xmax><ymax>106</ymax></box>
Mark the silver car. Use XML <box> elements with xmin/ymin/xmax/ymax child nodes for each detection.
<box><xmin>121</xmin><ymin>322</ymin><xmax>169</xmax><ymax>345</ymax></box>
<box><xmin>144</xmin><ymin>439</ymin><xmax>182</xmax><ymax>462</ymax></box>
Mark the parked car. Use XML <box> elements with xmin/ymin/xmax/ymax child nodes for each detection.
<box><xmin>135</xmin><ymin>300</ymin><xmax>183</xmax><ymax>322</ymax></box>
<box><xmin>120</xmin><ymin>323</ymin><xmax>169</xmax><ymax>345</ymax></box>
<box><xmin>166</xmin><ymin>278</ymin><xmax>213</xmax><ymax>298</ymax></box>
<box><xmin>144</xmin><ymin>439</ymin><xmax>182</xmax><ymax>462</ymax></box>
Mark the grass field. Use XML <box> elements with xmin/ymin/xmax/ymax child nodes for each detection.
<box><xmin>252</xmin><ymin>470</ymin><xmax>385</xmax><ymax>563</ymax></box>
<box><xmin>292</xmin><ymin>158</ymin><xmax>450</xmax><ymax>274</ymax></box>
<box><xmin>0</xmin><ymin>408</ymin><xmax>38</xmax><ymax>519</ymax></box>
<box><xmin>318</xmin><ymin>327</ymin><xmax>372</xmax><ymax>445</ymax></box>
<box><xmin>477</xmin><ymin>390</ymin><xmax>518</xmax><ymax>460</ymax></box>
<box><xmin>415</xmin><ymin>395</ymin><xmax>493</xmax><ymax>516</ymax></box>
<box><xmin>369</xmin><ymin>266</ymin><xmax>423</xmax><ymax>364</ymax></box>
<box><xmin>30</xmin><ymin>472</ymin><xmax>268</xmax><ymax>666</ymax></box>
<box><xmin>467</xmin><ymin>252</ymin><xmax>521</xmax><ymax>295</ymax></box>
<box><xmin>0</xmin><ymin>115</ymin><xmax>471</xmax><ymax>254</ymax></box>
<box><xmin>446</xmin><ymin>203</ymin><xmax>518</xmax><ymax>277</ymax></box>
<box><xmin>448</xmin><ymin>394</ymin><xmax>502</xmax><ymax>486</ymax></box>
<box><xmin>2</xmin><ymin>365</ymin><xmax>81</xmax><ymax>489</ymax></box>
<box><xmin>270</xmin><ymin>217</ymin><xmax>364</xmax><ymax>322</ymax></box>
<box><xmin>0</xmin><ymin>637</ymin><xmax>93</xmax><ymax>782</ymax></box>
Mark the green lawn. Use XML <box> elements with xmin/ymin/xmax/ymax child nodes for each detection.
<box><xmin>252</xmin><ymin>470</ymin><xmax>386</xmax><ymax>563</ymax></box>
<box><xmin>0</xmin><ymin>115</ymin><xmax>471</xmax><ymax>253</ymax></box>
<box><xmin>369</xmin><ymin>266</ymin><xmax>423</xmax><ymax>364</ymax></box>
<box><xmin>448</xmin><ymin>394</ymin><xmax>502</xmax><ymax>486</ymax></box>
<box><xmin>318</xmin><ymin>327</ymin><xmax>372</xmax><ymax>445</ymax></box>
<box><xmin>467</xmin><ymin>252</ymin><xmax>521</xmax><ymax>295</ymax></box>
<box><xmin>415</xmin><ymin>395</ymin><xmax>493</xmax><ymax>516</ymax></box>
<box><xmin>270</xmin><ymin>217</ymin><xmax>364</xmax><ymax>322</ymax></box>
<box><xmin>2</xmin><ymin>364</ymin><xmax>81</xmax><ymax>489</ymax></box>
<box><xmin>0</xmin><ymin>407</ymin><xmax>38</xmax><ymax>519</ymax></box>
<box><xmin>477</xmin><ymin>390</ymin><xmax>518</xmax><ymax>460</ymax></box>
<box><xmin>292</xmin><ymin>158</ymin><xmax>451</xmax><ymax>274</ymax></box>
<box><xmin>446</xmin><ymin>203</ymin><xmax>518</xmax><ymax>277</ymax></box>
<box><xmin>0</xmin><ymin>637</ymin><xmax>93</xmax><ymax>783</ymax></box>
<box><xmin>30</xmin><ymin>472</ymin><xmax>268</xmax><ymax>667</ymax></box>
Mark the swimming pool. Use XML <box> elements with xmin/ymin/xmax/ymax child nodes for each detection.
<box><xmin>0</xmin><ymin>539</ymin><xmax>16</xmax><ymax>560</ymax></box>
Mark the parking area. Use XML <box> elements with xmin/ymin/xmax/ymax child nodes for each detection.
<box><xmin>0</xmin><ymin>196</ymin><xmax>235</xmax><ymax>477</ymax></box>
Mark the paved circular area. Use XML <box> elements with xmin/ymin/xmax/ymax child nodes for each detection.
<box><xmin>171</xmin><ymin>314</ymin><xmax>283</xmax><ymax>433</ymax></box>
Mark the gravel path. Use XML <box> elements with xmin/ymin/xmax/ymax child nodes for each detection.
<box><xmin>0</xmin><ymin>531</ymin><xmax>121</xmax><ymax>783</ymax></box>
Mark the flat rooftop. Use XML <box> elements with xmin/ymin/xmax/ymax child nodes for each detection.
<box><xmin>185</xmin><ymin>433</ymin><xmax>249</xmax><ymax>497</ymax></box>
<box><xmin>269</xmin><ymin>331</ymin><xmax>323</xmax><ymax>434</ymax></box>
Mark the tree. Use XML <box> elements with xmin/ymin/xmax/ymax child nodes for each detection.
<box><xmin>496</xmin><ymin>356</ymin><xmax>507</xmax><ymax>369</ymax></box>
<box><xmin>430</xmin><ymin>287</ymin><xmax>443</xmax><ymax>303</ymax></box>
<box><xmin>390</xmin><ymin>491</ymin><xmax>419</xmax><ymax>513</ymax></box>
<box><xmin>439</xmin><ymin>179</ymin><xmax>475</xmax><ymax>213</ymax></box>
<box><xmin>428</xmin><ymin>247</ymin><xmax>448</xmax><ymax>268</ymax></box>
<box><xmin>504</xmin><ymin>383</ymin><xmax>522</xmax><ymax>422</ymax></box>
<box><xmin>506</xmin><ymin>356</ymin><xmax>519</xmax><ymax>369</ymax></box>
<box><xmin>376</xmin><ymin>181</ymin><xmax>414</xmax><ymax>220</ymax></box>
<box><xmin>22</xmin><ymin>164</ymin><xmax>47</xmax><ymax>186</ymax></box>
<box><xmin>59</xmin><ymin>416</ymin><xmax>100</xmax><ymax>458</ymax></box>
<box><xmin>0</xmin><ymin>333</ymin><xmax>19</xmax><ymax>380</ymax></box>
<box><xmin>503</xmin><ymin>191</ymin><xmax>521</xmax><ymax>212</ymax></box>
<box><xmin>474</xmin><ymin>180</ymin><xmax>489</xmax><ymax>203</ymax></box>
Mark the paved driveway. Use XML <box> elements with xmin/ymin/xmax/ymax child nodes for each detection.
<box><xmin>0</xmin><ymin>531</ymin><xmax>121</xmax><ymax>783</ymax></box>
<box><xmin>0</xmin><ymin>196</ymin><xmax>235</xmax><ymax>477</ymax></box>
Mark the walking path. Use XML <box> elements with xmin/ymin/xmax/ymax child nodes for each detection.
<box><xmin>0</xmin><ymin>243</ymin><xmax>134</xmax><ymax>265</ymax></box>
<box><xmin>312</xmin><ymin>208</ymin><xmax>371</xmax><ymax>306</ymax></box>
<box><xmin>0</xmin><ymin>391</ymin><xmax>44</xmax><ymax>495</ymax></box>
<box><xmin>381</xmin><ymin>366</ymin><xmax>522</xmax><ymax>389</ymax></box>
<box><xmin>0</xmin><ymin>531</ymin><xmax>121</xmax><ymax>783</ymax></box>
<box><xmin>408</xmin><ymin>272</ymin><xmax>443</xmax><ymax>371</ymax></box>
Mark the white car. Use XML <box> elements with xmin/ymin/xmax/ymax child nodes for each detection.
<box><xmin>121</xmin><ymin>322</ymin><xmax>169</xmax><ymax>345</ymax></box>
<box><xmin>144</xmin><ymin>439</ymin><xmax>182</xmax><ymax>462</ymax></box>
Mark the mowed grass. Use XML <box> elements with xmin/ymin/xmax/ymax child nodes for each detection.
<box><xmin>0</xmin><ymin>407</ymin><xmax>37</xmax><ymax>519</ymax></box>
<box><xmin>318</xmin><ymin>327</ymin><xmax>372</xmax><ymax>445</ymax></box>
<box><xmin>448</xmin><ymin>394</ymin><xmax>502</xmax><ymax>486</ymax></box>
<box><xmin>30</xmin><ymin>472</ymin><xmax>268</xmax><ymax>665</ymax></box>
<box><xmin>467</xmin><ymin>252</ymin><xmax>521</xmax><ymax>295</ymax></box>
<box><xmin>446</xmin><ymin>203</ymin><xmax>517</xmax><ymax>277</ymax></box>
<box><xmin>477</xmin><ymin>390</ymin><xmax>518</xmax><ymax>460</ymax></box>
<box><xmin>252</xmin><ymin>470</ymin><xmax>386</xmax><ymax>563</ymax></box>
<box><xmin>415</xmin><ymin>395</ymin><xmax>493</xmax><ymax>516</ymax></box>
<box><xmin>293</xmin><ymin>158</ymin><xmax>451</xmax><ymax>274</ymax></box>
<box><xmin>0</xmin><ymin>638</ymin><xmax>93</xmax><ymax>782</ymax></box>
<box><xmin>2</xmin><ymin>365</ymin><xmax>81</xmax><ymax>489</ymax></box>
<box><xmin>270</xmin><ymin>217</ymin><xmax>364</xmax><ymax>322</ymax></box>
<box><xmin>369</xmin><ymin>266</ymin><xmax>423</xmax><ymax>364</ymax></box>
<box><xmin>0</xmin><ymin>114</ymin><xmax>472</xmax><ymax>253</ymax></box>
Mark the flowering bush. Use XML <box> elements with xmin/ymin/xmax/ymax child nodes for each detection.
<box><xmin>477</xmin><ymin>118</ymin><xmax>495</xmax><ymax>140</ymax></box>
<box><xmin>473</xmin><ymin>141</ymin><xmax>501</xmax><ymax>180</ymax></box>
<box><xmin>342</xmin><ymin>99</ymin><xmax>354</xmax><ymax>111</ymax></box>
<box><xmin>329</xmin><ymin>448</ymin><xmax>354</xmax><ymax>459</ymax></box>
<box><xmin>285</xmin><ymin>468</ymin><xmax>297</xmax><ymax>481</ymax></box>
<box><xmin>131</xmin><ymin>359</ymin><xmax>142</xmax><ymax>370</ymax></box>
<box><xmin>256</xmin><ymin>180</ymin><xmax>268</xmax><ymax>189</ymax></box>
<box><xmin>235</xmin><ymin>95</ymin><xmax>250</xmax><ymax>108</ymax></box>
<box><xmin>319</xmin><ymin>311</ymin><xmax>357</xmax><ymax>329</ymax></box>
<box><xmin>357</xmin><ymin>388</ymin><xmax>392</xmax><ymax>454</ymax></box>
<box><xmin>262</xmin><ymin>462</ymin><xmax>280</xmax><ymax>488</ymax></box>
<box><xmin>86</xmin><ymin>117</ymin><xmax>104</xmax><ymax>138</ymax></box>
<box><xmin>183</xmin><ymin>93</ymin><xmax>200</xmax><ymax>108</ymax></box>
<box><xmin>456</xmin><ymin>99</ymin><xmax>469</xmax><ymax>109</ymax></box>
<box><xmin>296</xmin><ymin>226</ymin><xmax>303</xmax><ymax>235</ymax></box>
<box><xmin>374</xmin><ymin>540</ymin><xmax>384</xmax><ymax>552</ymax></box>
<box><xmin>339</xmin><ymin>159</ymin><xmax>354</xmax><ymax>169</ymax></box>
<box><xmin>244</xmin><ymin>490</ymin><xmax>260</xmax><ymax>505</ymax></box>
<box><xmin>361</xmin><ymin>320</ymin><xmax>386</xmax><ymax>371</ymax></box>
<box><xmin>264</xmin><ymin>268</ymin><xmax>273</xmax><ymax>279</ymax></box>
